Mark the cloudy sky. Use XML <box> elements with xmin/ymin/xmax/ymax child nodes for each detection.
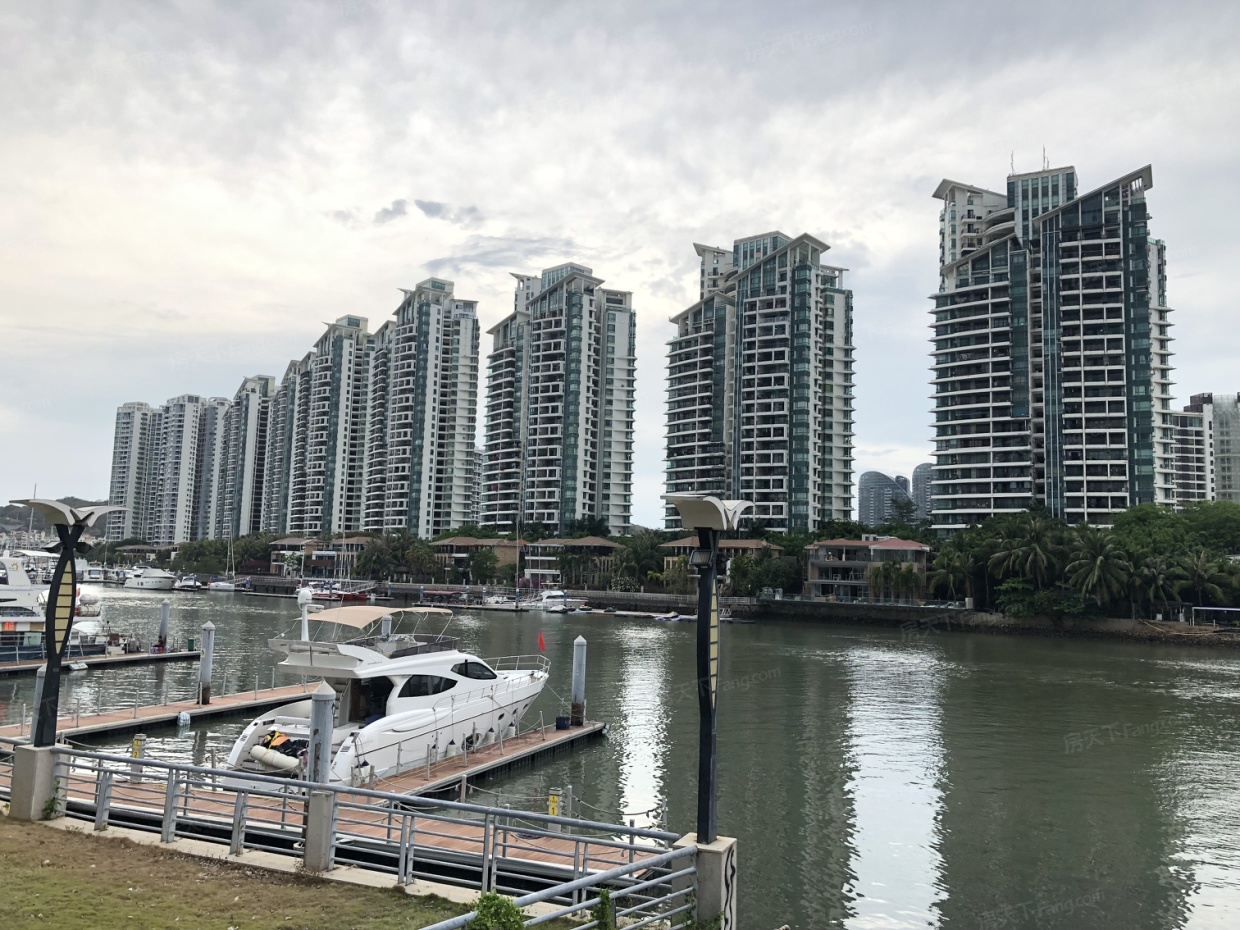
<box><xmin>2</xmin><ymin>0</ymin><xmax>1237</xmax><ymax>527</ymax></box>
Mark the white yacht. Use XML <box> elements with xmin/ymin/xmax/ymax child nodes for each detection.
<box><xmin>226</xmin><ymin>606</ymin><xmax>549</xmax><ymax>786</ymax></box>
<box><xmin>523</xmin><ymin>589</ymin><xmax>585</xmax><ymax>611</ymax></box>
<box><xmin>173</xmin><ymin>575</ymin><xmax>203</xmax><ymax>591</ymax></box>
<box><xmin>0</xmin><ymin>556</ymin><xmax>108</xmax><ymax>661</ymax></box>
<box><xmin>124</xmin><ymin>568</ymin><xmax>176</xmax><ymax>591</ymax></box>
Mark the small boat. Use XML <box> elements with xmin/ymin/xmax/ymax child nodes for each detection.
<box><xmin>653</xmin><ymin>612</ymin><xmax>681</xmax><ymax>622</ymax></box>
<box><xmin>68</xmin><ymin>662</ymin><xmax>89</xmax><ymax>672</ymax></box>
<box><xmin>173</xmin><ymin>575</ymin><xmax>203</xmax><ymax>591</ymax></box>
<box><xmin>225</xmin><ymin>605</ymin><xmax>548</xmax><ymax>786</ymax></box>
<box><xmin>124</xmin><ymin>568</ymin><xmax>176</xmax><ymax>591</ymax></box>
<box><xmin>207</xmin><ymin>580</ymin><xmax>237</xmax><ymax>592</ymax></box>
<box><xmin>522</xmin><ymin>589</ymin><xmax>586</xmax><ymax>611</ymax></box>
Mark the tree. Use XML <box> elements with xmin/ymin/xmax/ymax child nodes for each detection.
<box><xmin>1065</xmin><ymin>524</ymin><xmax>1131</xmax><ymax>608</ymax></box>
<box><xmin>929</xmin><ymin>547</ymin><xmax>967</xmax><ymax>600</ymax></box>
<box><xmin>648</xmin><ymin>556</ymin><xmax>692</xmax><ymax>594</ymax></box>
<box><xmin>1177</xmin><ymin>549</ymin><xmax>1228</xmax><ymax>607</ymax></box>
<box><xmin>468</xmin><ymin>548</ymin><xmax>499</xmax><ymax>584</ymax></box>
<box><xmin>890</xmin><ymin>497</ymin><xmax>917</xmax><ymax>525</ymax></box>
<box><xmin>1136</xmin><ymin>555</ymin><xmax>1179</xmax><ymax>619</ymax></box>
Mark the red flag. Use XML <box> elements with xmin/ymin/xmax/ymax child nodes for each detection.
<box><xmin>538</xmin><ymin>631</ymin><xmax>546</xmax><ymax>652</ymax></box>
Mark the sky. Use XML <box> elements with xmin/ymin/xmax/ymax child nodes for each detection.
<box><xmin>1</xmin><ymin>0</ymin><xmax>1238</xmax><ymax>528</ymax></box>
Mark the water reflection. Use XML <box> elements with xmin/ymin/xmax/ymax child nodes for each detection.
<box><xmin>9</xmin><ymin>591</ymin><xmax>1240</xmax><ymax>928</ymax></box>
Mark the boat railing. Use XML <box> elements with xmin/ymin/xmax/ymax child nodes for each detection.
<box><xmin>485</xmin><ymin>653</ymin><xmax>551</xmax><ymax>675</ymax></box>
<box><xmin>6</xmin><ymin>740</ymin><xmax>696</xmax><ymax>925</ymax></box>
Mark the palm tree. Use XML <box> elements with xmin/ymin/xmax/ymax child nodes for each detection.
<box><xmin>1137</xmin><ymin>555</ymin><xmax>1179</xmax><ymax>619</ymax></box>
<box><xmin>987</xmin><ymin>536</ymin><xmax>1022</xmax><ymax>582</ymax></box>
<box><xmin>929</xmin><ymin>548</ymin><xmax>966</xmax><ymax>600</ymax></box>
<box><xmin>868</xmin><ymin>560</ymin><xmax>897</xmax><ymax>602</ymax></box>
<box><xmin>1016</xmin><ymin>514</ymin><xmax>1062</xmax><ymax>590</ymax></box>
<box><xmin>1065</xmin><ymin>524</ymin><xmax>1131</xmax><ymax>608</ymax></box>
<box><xmin>1177</xmin><ymin>549</ymin><xmax>1228</xmax><ymax>607</ymax></box>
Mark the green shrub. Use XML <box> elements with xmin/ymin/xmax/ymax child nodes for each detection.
<box><xmin>468</xmin><ymin>891</ymin><xmax>524</xmax><ymax>930</ymax></box>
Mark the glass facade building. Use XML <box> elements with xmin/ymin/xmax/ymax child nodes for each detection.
<box><xmin>665</xmin><ymin>233</ymin><xmax>855</xmax><ymax>531</ymax></box>
<box><xmin>930</xmin><ymin>165</ymin><xmax>1175</xmax><ymax>530</ymax></box>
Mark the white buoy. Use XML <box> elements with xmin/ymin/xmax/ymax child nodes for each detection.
<box><xmin>445</xmin><ymin>739</ymin><xmax>459</xmax><ymax>758</ymax></box>
<box><xmin>176</xmin><ymin>711</ymin><xmax>191</xmax><ymax>727</ymax></box>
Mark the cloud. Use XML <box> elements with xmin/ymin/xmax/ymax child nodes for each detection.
<box><xmin>414</xmin><ymin>199</ymin><xmax>484</xmax><ymax>228</ymax></box>
<box><xmin>425</xmin><ymin>235</ymin><xmax>582</xmax><ymax>277</ymax></box>
<box><xmin>372</xmin><ymin>199</ymin><xmax>408</xmax><ymax>224</ymax></box>
<box><xmin>1</xmin><ymin>0</ymin><xmax>1238</xmax><ymax>527</ymax></box>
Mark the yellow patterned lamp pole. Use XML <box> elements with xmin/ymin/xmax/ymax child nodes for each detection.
<box><xmin>663</xmin><ymin>494</ymin><xmax>752</xmax><ymax>844</ymax></box>
<box><xmin>11</xmin><ymin>499</ymin><xmax>124</xmax><ymax>747</ymax></box>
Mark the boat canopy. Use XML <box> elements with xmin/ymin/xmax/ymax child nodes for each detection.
<box><xmin>309</xmin><ymin>605</ymin><xmax>452</xmax><ymax>629</ymax></box>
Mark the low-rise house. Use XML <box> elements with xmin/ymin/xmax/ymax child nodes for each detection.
<box><xmin>432</xmin><ymin>536</ymin><xmax>523</xmax><ymax>580</ymax></box>
<box><xmin>805</xmin><ymin>536</ymin><xmax>932</xmax><ymax>601</ymax></box>
<box><xmin>525</xmin><ymin>536</ymin><xmax>621</xmax><ymax>588</ymax></box>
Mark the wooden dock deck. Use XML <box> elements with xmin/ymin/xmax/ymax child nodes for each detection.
<box><xmin>0</xmin><ymin>683</ymin><xmax>314</xmax><ymax>740</ymax></box>
<box><xmin>0</xmin><ymin>649</ymin><xmax>199</xmax><ymax>678</ymax></box>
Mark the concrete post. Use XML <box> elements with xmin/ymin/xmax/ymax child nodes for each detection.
<box><xmin>302</xmin><ymin>789</ymin><xmax>336</xmax><ymax>873</ymax></box>
<box><xmin>570</xmin><ymin>635</ymin><xmax>587</xmax><ymax>726</ymax></box>
<box><xmin>198</xmin><ymin>621</ymin><xmax>215</xmax><ymax>704</ymax></box>
<box><xmin>308</xmin><ymin>681</ymin><xmax>336</xmax><ymax>783</ymax></box>
<box><xmin>10</xmin><ymin>744</ymin><xmax>59</xmax><ymax>822</ymax></box>
<box><xmin>130</xmin><ymin>733</ymin><xmax>147</xmax><ymax>783</ymax></box>
<box><xmin>32</xmin><ymin>665</ymin><xmax>47</xmax><ymax>716</ymax></box>
<box><xmin>675</xmin><ymin>833</ymin><xmax>737</xmax><ymax>930</ymax></box>
<box><xmin>158</xmin><ymin>599</ymin><xmax>170</xmax><ymax>651</ymax></box>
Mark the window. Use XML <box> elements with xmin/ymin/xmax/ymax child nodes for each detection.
<box><xmin>451</xmin><ymin>661</ymin><xmax>498</xmax><ymax>680</ymax></box>
<box><xmin>399</xmin><ymin>675</ymin><xmax>456</xmax><ymax>698</ymax></box>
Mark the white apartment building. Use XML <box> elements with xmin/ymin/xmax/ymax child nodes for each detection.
<box><xmin>284</xmin><ymin>316</ymin><xmax>372</xmax><ymax>536</ymax></box>
<box><xmin>665</xmin><ymin>233</ymin><xmax>855</xmax><ymax>531</ymax></box>
<box><xmin>481</xmin><ymin>264</ymin><xmax>635</xmax><ymax>536</ymax></box>
<box><xmin>930</xmin><ymin>164</ymin><xmax>1175</xmax><ymax>530</ymax></box>
<box><xmin>362</xmin><ymin>280</ymin><xmax>479</xmax><ymax>537</ymax></box>
<box><xmin>216</xmin><ymin>375</ymin><xmax>275</xmax><ymax>539</ymax></box>
<box><xmin>1181</xmin><ymin>392</ymin><xmax>1240</xmax><ymax>505</ymax></box>
<box><xmin>106</xmin><ymin>402</ymin><xmax>161</xmax><ymax>542</ymax></box>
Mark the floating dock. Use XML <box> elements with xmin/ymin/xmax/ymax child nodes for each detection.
<box><xmin>0</xmin><ymin>649</ymin><xmax>199</xmax><ymax>679</ymax></box>
<box><xmin>373</xmin><ymin>721</ymin><xmax>606</xmax><ymax>797</ymax></box>
<box><xmin>0</xmin><ymin>683</ymin><xmax>314</xmax><ymax>740</ymax></box>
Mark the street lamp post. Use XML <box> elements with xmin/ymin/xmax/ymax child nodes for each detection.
<box><xmin>662</xmin><ymin>493</ymin><xmax>752</xmax><ymax>845</ymax></box>
<box><xmin>11</xmin><ymin>499</ymin><xmax>124</xmax><ymax>747</ymax></box>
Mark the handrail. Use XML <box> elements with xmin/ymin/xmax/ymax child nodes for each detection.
<box><xmin>48</xmin><ymin>744</ymin><xmax>679</xmax><ymax>841</ymax></box>
<box><xmin>418</xmin><ymin>846</ymin><xmax>697</xmax><ymax>930</ymax></box>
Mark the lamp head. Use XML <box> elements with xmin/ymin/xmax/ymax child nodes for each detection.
<box><xmin>662</xmin><ymin>494</ymin><xmax>754</xmax><ymax>531</ymax></box>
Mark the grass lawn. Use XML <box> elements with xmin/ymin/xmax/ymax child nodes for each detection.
<box><xmin>0</xmin><ymin>818</ymin><xmax>471</xmax><ymax>929</ymax></box>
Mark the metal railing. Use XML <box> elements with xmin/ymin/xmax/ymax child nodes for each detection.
<box><xmin>42</xmin><ymin>743</ymin><xmax>686</xmax><ymax>909</ymax></box>
<box><xmin>419</xmin><ymin>845</ymin><xmax>698</xmax><ymax>929</ymax></box>
<box><xmin>0</xmin><ymin>735</ymin><xmax>16</xmax><ymax>799</ymax></box>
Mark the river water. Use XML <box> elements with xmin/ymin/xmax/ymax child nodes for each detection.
<box><xmin>4</xmin><ymin>589</ymin><xmax>1240</xmax><ymax>929</ymax></box>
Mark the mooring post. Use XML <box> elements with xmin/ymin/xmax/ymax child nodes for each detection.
<box><xmin>130</xmin><ymin>733</ymin><xmax>147</xmax><ymax>783</ymax></box>
<box><xmin>308</xmin><ymin>681</ymin><xmax>335</xmax><ymax>784</ymax></box>
<box><xmin>571</xmin><ymin>635</ymin><xmax>587</xmax><ymax>726</ymax></box>
<box><xmin>199</xmin><ymin>621</ymin><xmax>215</xmax><ymax>705</ymax></box>
<box><xmin>158</xmin><ymin>599</ymin><xmax>170</xmax><ymax>652</ymax></box>
<box><xmin>298</xmin><ymin>586</ymin><xmax>312</xmax><ymax>641</ymax></box>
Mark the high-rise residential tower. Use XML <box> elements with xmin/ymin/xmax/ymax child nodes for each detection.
<box><xmin>912</xmin><ymin>462</ymin><xmax>933</xmax><ymax>520</ymax></box>
<box><xmin>1181</xmin><ymin>392</ymin><xmax>1240</xmax><ymax>504</ymax></box>
<box><xmin>481</xmin><ymin>264</ymin><xmax>636</xmax><ymax>536</ymax></box>
<box><xmin>362</xmin><ymin>280</ymin><xmax>479</xmax><ymax>537</ymax></box>
<box><xmin>216</xmin><ymin>375</ymin><xmax>276</xmax><ymax>539</ymax></box>
<box><xmin>665</xmin><ymin>233</ymin><xmax>855</xmax><ymax>531</ymax></box>
<box><xmin>285</xmin><ymin>316</ymin><xmax>372</xmax><ymax>537</ymax></box>
<box><xmin>106</xmin><ymin>402</ymin><xmax>162</xmax><ymax>542</ymax></box>
<box><xmin>930</xmin><ymin>164</ymin><xmax>1175</xmax><ymax>530</ymax></box>
<box><xmin>858</xmin><ymin>471</ymin><xmax>912</xmax><ymax>526</ymax></box>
